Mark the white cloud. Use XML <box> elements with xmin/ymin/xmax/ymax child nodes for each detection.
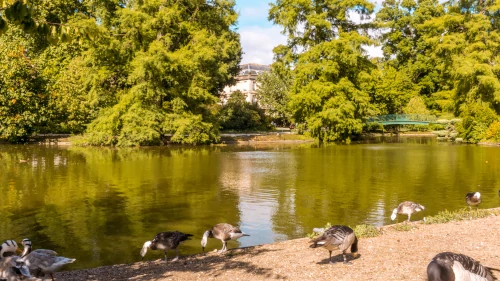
<box><xmin>239</xmin><ymin>25</ymin><xmax>287</xmax><ymax>65</ymax></box>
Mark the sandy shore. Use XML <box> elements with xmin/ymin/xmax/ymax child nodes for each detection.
<box><xmin>55</xmin><ymin>213</ymin><xmax>500</xmax><ymax>281</ymax></box>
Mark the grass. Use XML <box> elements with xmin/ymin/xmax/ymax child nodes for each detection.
<box><xmin>423</xmin><ymin>208</ymin><xmax>500</xmax><ymax>224</ymax></box>
<box><xmin>353</xmin><ymin>224</ymin><xmax>381</xmax><ymax>238</ymax></box>
<box><xmin>391</xmin><ymin>223</ymin><xmax>418</xmax><ymax>232</ymax></box>
<box><xmin>306</xmin><ymin>223</ymin><xmax>380</xmax><ymax>239</ymax></box>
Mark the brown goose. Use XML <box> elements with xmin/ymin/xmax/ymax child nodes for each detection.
<box><xmin>391</xmin><ymin>201</ymin><xmax>425</xmax><ymax>221</ymax></box>
<box><xmin>18</xmin><ymin>238</ymin><xmax>75</xmax><ymax>281</ymax></box>
<box><xmin>0</xmin><ymin>240</ymin><xmax>32</xmax><ymax>280</ymax></box>
<box><xmin>309</xmin><ymin>225</ymin><xmax>359</xmax><ymax>264</ymax></box>
<box><xmin>465</xmin><ymin>192</ymin><xmax>481</xmax><ymax>209</ymax></box>
<box><xmin>140</xmin><ymin>231</ymin><xmax>193</xmax><ymax>262</ymax></box>
<box><xmin>201</xmin><ymin>223</ymin><xmax>249</xmax><ymax>252</ymax></box>
<box><xmin>427</xmin><ymin>252</ymin><xmax>498</xmax><ymax>281</ymax></box>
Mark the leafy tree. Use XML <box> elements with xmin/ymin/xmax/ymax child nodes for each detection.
<box><xmin>0</xmin><ymin>26</ymin><xmax>47</xmax><ymax>142</ymax></box>
<box><xmin>219</xmin><ymin>91</ymin><xmax>270</xmax><ymax>131</ymax></box>
<box><xmin>269</xmin><ymin>0</ymin><xmax>378</xmax><ymax>142</ymax></box>
<box><xmin>255</xmin><ymin>65</ymin><xmax>293</xmax><ymax>126</ymax></box>
<box><xmin>79</xmin><ymin>0</ymin><xmax>241</xmax><ymax>146</ymax></box>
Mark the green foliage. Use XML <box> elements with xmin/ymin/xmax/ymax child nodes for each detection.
<box><xmin>0</xmin><ymin>25</ymin><xmax>47</xmax><ymax>142</ymax></box>
<box><xmin>392</xmin><ymin>223</ymin><xmax>417</xmax><ymax>231</ymax></box>
<box><xmin>423</xmin><ymin>208</ymin><xmax>499</xmax><ymax>224</ymax></box>
<box><xmin>219</xmin><ymin>91</ymin><xmax>270</xmax><ymax>131</ymax></box>
<box><xmin>456</xmin><ymin>102</ymin><xmax>498</xmax><ymax>143</ymax></box>
<box><xmin>352</xmin><ymin>224</ymin><xmax>381</xmax><ymax>238</ymax></box>
<box><xmin>270</xmin><ymin>0</ymin><xmax>378</xmax><ymax>143</ymax></box>
<box><xmin>256</xmin><ymin>66</ymin><xmax>293</xmax><ymax>125</ymax></box>
<box><xmin>486</xmin><ymin>121</ymin><xmax>500</xmax><ymax>142</ymax></box>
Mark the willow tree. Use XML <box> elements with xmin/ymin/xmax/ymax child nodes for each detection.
<box><xmin>269</xmin><ymin>0</ymin><xmax>378</xmax><ymax>142</ymax></box>
<box><xmin>82</xmin><ymin>0</ymin><xmax>241</xmax><ymax>146</ymax></box>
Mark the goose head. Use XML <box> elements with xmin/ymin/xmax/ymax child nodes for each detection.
<box><xmin>201</xmin><ymin>230</ymin><xmax>210</xmax><ymax>252</ymax></box>
<box><xmin>390</xmin><ymin>208</ymin><xmax>398</xmax><ymax>221</ymax></box>
<box><xmin>0</xmin><ymin>240</ymin><xmax>20</xmax><ymax>258</ymax></box>
<box><xmin>140</xmin><ymin>241</ymin><xmax>152</xmax><ymax>258</ymax></box>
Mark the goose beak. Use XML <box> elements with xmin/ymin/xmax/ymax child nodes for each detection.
<box><xmin>16</xmin><ymin>248</ymin><xmax>22</xmax><ymax>254</ymax></box>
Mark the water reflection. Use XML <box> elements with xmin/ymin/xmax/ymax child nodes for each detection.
<box><xmin>0</xmin><ymin>138</ymin><xmax>500</xmax><ymax>269</ymax></box>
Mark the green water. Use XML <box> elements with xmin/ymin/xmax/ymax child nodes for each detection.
<box><xmin>1</xmin><ymin>137</ymin><xmax>499</xmax><ymax>270</ymax></box>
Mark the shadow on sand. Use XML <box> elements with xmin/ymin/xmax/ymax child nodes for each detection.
<box><xmin>55</xmin><ymin>248</ymin><xmax>287</xmax><ymax>281</ymax></box>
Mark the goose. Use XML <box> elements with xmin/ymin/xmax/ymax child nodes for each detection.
<box><xmin>140</xmin><ymin>231</ymin><xmax>193</xmax><ymax>262</ymax></box>
<box><xmin>391</xmin><ymin>201</ymin><xmax>425</xmax><ymax>221</ymax></box>
<box><xmin>427</xmin><ymin>252</ymin><xmax>498</xmax><ymax>281</ymax></box>
<box><xmin>201</xmin><ymin>223</ymin><xmax>249</xmax><ymax>253</ymax></box>
<box><xmin>0</xmin><ymin>240</ymin><xmax>32</xmax><ymax>280</ymax></box>
<box><xmin>0</xmin><ymin>240</ymin><xmax>20</xmax><ymax>259</ymax></box>
<box><xmin>465</xmin><ymin>192</ymin><xmax>481</xmax><ymax>209</ymax></box>
<box><xmin>309</xmin><ymin>225</ymin><xmax>359</xmax><ymax>264</ymax></box>
<box><xmin>18</xmin><ymin>238</ymin><xmax>75</xmax><ymax>281</ymax></box>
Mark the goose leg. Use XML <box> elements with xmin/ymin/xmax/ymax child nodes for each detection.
<box><xmin>172</xmin><ymin>248</ymin><xmax>179</xmax><ymax>262</ymax></box>
<box><xmin>328</xmin><ymin>250</ymin><xmax>334</xmax><ymax>264</ymax></box>
<box><xmin>163</xmin><ymin>250</ymin><xmax>168</xmax><ymax>262</ymax></box>
<box><xmin>407</xmin><ymin>214</ymin><xmax>411</xmax><ymax>221</ymax></box>
<box><xmin>342</xmin><ymin>250</ymin><xmax>352</xmax><ymax>265</ymax></box>
<box><xmin>50</xmin><ymin>273</ymin><xmax>55</xmax><ymax>281</ymax></box>
<box><xmin>222</xmin><ymin>241</ymin><xmax>227</xmax><ymax>252</ymax></box>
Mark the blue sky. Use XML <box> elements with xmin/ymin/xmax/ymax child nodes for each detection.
<box><xmin>235</xmin><ymin>0</ymin><xmax>287</xmax><ymax>65</ymax></box>
<box><xmin>235</xmin><ymin>0</ymin><xmax>382</xmax><ymax>65</ymax></box>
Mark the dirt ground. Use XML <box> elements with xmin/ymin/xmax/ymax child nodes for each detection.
<box><xmin>55</xmin><ymin>214</ymin><xmax>500</xmax><ymax>281</ymax></box>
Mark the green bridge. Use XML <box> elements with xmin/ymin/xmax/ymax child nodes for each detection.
<box><xmin>366</xmin><ymin>114</ymin><xmax>438</xmax><ymax>125</ymax></box>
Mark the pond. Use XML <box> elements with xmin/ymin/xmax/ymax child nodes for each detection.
<box><xmin>1</xmin><ymin>137</ymin><xmax>499</xmax><ymax>270</ymax></box>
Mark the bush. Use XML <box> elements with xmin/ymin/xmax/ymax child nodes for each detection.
<box><xmin>352</xmin><ymin>224</ymin><xmax>381</xmax><ymax>238</ymax></box>
<box><xmin>486</xmin><ymin>120</ymin><xmax>500</xmax><ymax>141</ymax></box>
<box><xmin>219</xmin><ymin>91</ymin><xmax>271</xmax><ymax>131</ymax></box>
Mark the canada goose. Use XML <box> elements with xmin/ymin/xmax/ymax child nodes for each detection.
<box><xmin>391</xmin><ymin>201</ymin><xmax>425</xmax><ymax>221</ymax></box>
<box><xmin>201</xmin><ymin>223</ymin><xmax>249</xmax><ymax>252</ymax></box>
<box><xmin>0</xmin><ymin>240</ymin><xmax>20</xmax><ymax>259</ymax></box>
<box><xmin>427</xmin><ymin>252</ymin><xmax>498</xmax><ymax>281</ymax></box>
<box><xmin>140</xmin><ymin>231</ymin><xmax>193</xmax><ymax>262</ymax></box>
<box><xmin>466</xmin><ymin>192</ymin><xmax>481</xmax><ymax>209</ymax></box>
<box><xmin>309</xmin><ymin>225</ymin><xmax>359</xmax><ymax>264</ymax></box>
<box><xmin>0</xmin><ymin>256</ymin><xmax>33</xmax><ymax>281</ymax></box>
<box><xmin>0</xmin><ymin>240</ymin><xmax>32</xmax><ymax>280</ymax></box>
<box><xmin>18</xmin><ymin>239</ymin><xmax>75</xmax><ymax>281</ymax></box>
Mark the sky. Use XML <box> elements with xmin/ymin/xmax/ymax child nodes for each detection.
<box><xmin>235</xmin><ymin>0</ymin><xmax>384</xmax><ymax>65</ymax></box>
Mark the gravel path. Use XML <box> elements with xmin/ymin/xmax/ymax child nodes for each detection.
<box><xmin>55</xmin><ymin>214</ymin><xmax>500</xmax><ymax>281</ymax></box>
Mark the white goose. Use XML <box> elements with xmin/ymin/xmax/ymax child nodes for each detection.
<box><xmin>17</xmin><ymin>239</ymin><xmax>75</xmax><ymax>281</ymax></box>
<box><xmin>427</xmin><ymin>252</ymin><xmax>498</xmax><ymax>281</ymax></box>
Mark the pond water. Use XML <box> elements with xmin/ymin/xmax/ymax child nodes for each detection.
<box><xmin>1</xmin><ymin>137</ymin><xmax>499</xmax><ymax>270</ymax></box>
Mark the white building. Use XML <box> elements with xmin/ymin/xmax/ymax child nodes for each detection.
<box><xmin>221</xmin><ymin>63</ymin><xmax>270</xmax><ymax>104</ymax></box>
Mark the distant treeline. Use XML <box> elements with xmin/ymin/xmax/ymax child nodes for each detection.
<box><xmin>1</xmin><ymin>0</ymin><xmax>500</xmax><ymax>146</ymax></box>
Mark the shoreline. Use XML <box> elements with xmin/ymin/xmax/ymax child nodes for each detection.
<box><xmin>55</xmin><ymin>211</ymin><xmax>500</xmax><ymax>281</ymax></box>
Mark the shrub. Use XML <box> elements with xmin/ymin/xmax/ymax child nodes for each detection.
<box><xmin>352</xmin><ymin>224</ymin><xmax>381</xmax><ymax>238</ymax></box>
<box><xmin>486</xmin><ymin>120</ymin><xmax>500</xmax><ymax>142</ymax></box>
<box><xmin>423</xmin><ymin>208</ymin><xmax>499</xmax><ymax>224</ymax></box>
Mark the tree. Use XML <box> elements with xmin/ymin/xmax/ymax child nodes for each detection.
<box><xmin>255</xmin><ymin>65</ymin><xmax>293</xmax><ymax>126</ymax></box>
<box><xmin>219</xmin><ymin>91</ymin><xmax>269</xmax><ymax>131</ymax></box>
<box><xmin>75</xmin><ymin>0</ymin><xmax>242</xmax><ymax>146</ymax></box>
<box><xmin>269</xmin><ymin>0</ymin><xmax>378</xmax><ymax>142</ymax></box>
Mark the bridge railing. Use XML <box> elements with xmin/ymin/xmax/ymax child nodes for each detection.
<box><xmin>366</xmin><ymin>114</ymin><xmax>437</xmax><ymax>123</ymax></box>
